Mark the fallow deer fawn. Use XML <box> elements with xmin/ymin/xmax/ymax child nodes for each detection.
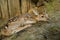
<box><xmin>1</xmin><ymin>7</ymin><xmax>49</xmax><ymax>36</ymax></box>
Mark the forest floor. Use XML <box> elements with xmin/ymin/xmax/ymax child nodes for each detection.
<box><xmin>2</xmin><ymin>0</ymin><xmax>60</xmax><ymax>40</ymax></box>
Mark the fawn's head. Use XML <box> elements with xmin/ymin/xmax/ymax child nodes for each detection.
<box><xmin>32</xmin><ymin>8</ymin><xmax>49</xmax><ymax>22</ymax></box>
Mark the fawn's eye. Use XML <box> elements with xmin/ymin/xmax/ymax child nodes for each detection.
<box><xmin>41</xmin><ymin>15</ymin><xmax>44</xmax><ymax>18</ymax></box>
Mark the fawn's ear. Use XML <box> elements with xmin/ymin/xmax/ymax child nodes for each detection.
<box><xmin>32</xmin><ymin>9</ymin><xmax>39</xmax><ymax>16</ymax></box>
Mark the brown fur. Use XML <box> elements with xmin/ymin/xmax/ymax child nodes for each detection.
<box><xmin>1</xmin><ymin>7</ymin><xmax>49</xmax><ymax>36</ymax></box>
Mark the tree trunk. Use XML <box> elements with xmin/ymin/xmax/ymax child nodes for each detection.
<box><xmin>21</xmin><ymin>0</ymin><xmax>28</xmax><ymax>14</ymax></box>
<box><xmin>0</xmin><ymin>0</ymin><xmax>8</xmax><ymax>19</ymax></box>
